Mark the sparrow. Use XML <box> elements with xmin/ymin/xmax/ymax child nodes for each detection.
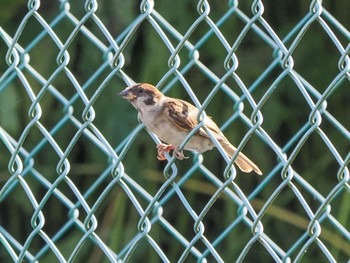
<box><xmin>119</xmin><ymin>83</ymin><xmax>262</xmax><ymax>175</ymax></box>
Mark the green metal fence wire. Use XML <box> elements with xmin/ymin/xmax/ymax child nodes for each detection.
<box><xmin>0</xmin><ymin>0</ymin><xmax>349</xmax><ymax>262</ymax></box>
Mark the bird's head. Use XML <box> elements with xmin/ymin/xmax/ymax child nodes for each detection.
<box><xmin>119</xmin><ymin>83</ymin><xmax>164</xmax><ymax>112</ymax></box>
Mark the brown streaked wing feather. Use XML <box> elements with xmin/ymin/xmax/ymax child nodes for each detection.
<box><xmin>164</xmin><ymin>99</ymin><xmax>197</xmax><ymax>131</ymax></box>
<box><xmin>203</xmin><ymin>116</ymin><xmax>225</xmax><ymax>138</ymax></box>
<box><xmin>164</xmin><ymin>98</ymin><xmax>224</xmax><ymax>139</ymax></box>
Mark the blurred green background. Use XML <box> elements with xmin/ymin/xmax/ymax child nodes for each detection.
<box><xmin>0</xmin><ymin>0</ymin><xmax>349</xmax><ymax>262</ymax></box>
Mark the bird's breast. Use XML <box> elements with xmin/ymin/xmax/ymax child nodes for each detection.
<box><xmin>140</xmin><ymin>112</ymin><xmax>186</xmax><ymax>146</ymax></box>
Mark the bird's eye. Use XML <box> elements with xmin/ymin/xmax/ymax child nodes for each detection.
<box><xmin>138</xmin><ymin>88</ymin><xmax>145</xmax><ymax>94</ymax></box>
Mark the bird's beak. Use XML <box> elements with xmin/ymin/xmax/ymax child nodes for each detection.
<box><xmin>119</xmin><ymin>88</ymin><xmax>135</xmax><ymax>100</ymax></box>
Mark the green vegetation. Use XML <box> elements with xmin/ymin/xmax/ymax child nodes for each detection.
<box><xmin>0</xmin><ymin>1</ymin><xmax>349</xmax><ymax>262</ymax></box>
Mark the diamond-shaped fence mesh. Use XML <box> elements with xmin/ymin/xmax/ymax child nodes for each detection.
<box><xmin>1</xmin><ymin>0</ymin><xmax>349</xmax><ymax>262</ymax></box>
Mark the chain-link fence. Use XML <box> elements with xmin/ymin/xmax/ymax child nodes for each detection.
<box><xmin>1</xmin><ymin>0</ymin><xmax>350</xmax><ymax>262</ymax></box>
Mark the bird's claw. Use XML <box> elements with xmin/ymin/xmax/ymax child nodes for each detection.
<box><xmin>157</xmin><ymin>144</ymin><xmax>174</xmax><ymax>161</ymax></box>
<box><xmin>173</xmin><ymin>148</ymin><xmax>189</xmax><ymax>160</ymax></box>
<box><xmin>156</xmin><ymin>144</ymin><xmax>188</xmax><ymax>161</ymax></box>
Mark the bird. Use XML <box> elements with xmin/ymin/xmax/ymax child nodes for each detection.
<box><xmin>119</xmin><ymin>83</ymin><xmax>262</xmax><ymax>175</ymax></box>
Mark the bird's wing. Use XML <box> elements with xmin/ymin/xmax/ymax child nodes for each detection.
<box><xmin>164</xmin><ymin>98</ymin><xmax>224</xmax><ymax>139</ymax></box>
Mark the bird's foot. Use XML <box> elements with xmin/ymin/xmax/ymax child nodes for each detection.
<box><xmin>173</xmin><ymin>147</ymin><xmax>189</xmax><ymax>160</ymax></box>
<box><xmin>156</xmin><ymin>144</ymin><xmax>189</xmax><ymax>160</ymax></box>
<box><xmin>157</xmin><ymin>144</ymin><xmax>175</xmax><ymax>161</ymax></box>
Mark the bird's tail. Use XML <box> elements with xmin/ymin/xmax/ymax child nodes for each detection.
<box><xmin>220</xmin><ymin>141</ymin><xmax>262</xmax><ymax>175</ymax></box>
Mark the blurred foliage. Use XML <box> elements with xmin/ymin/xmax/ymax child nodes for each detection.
<box><xmin>0</xmin><ymin>0</ymin><xmax>349</xmax><ymax>262</ymax></box>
